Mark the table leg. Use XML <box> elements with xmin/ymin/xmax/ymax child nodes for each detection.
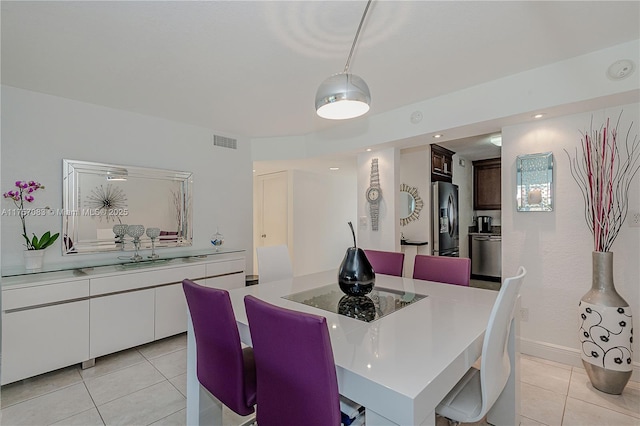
<box><xmin>487</xmin><ymin>313</ymin><xmax>520</xmax><ymax>425</ymax></box>
<box><xmin>186</xmin><ymin>313</ymin><xmax>223</xmax><ymax>426</ymax></box>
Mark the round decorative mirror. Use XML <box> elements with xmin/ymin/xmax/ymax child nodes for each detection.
<box><xmin>400</xmin><ymin>183</ymin><xmax>423</xmax><ymax>226</ymax></box>
<box><xmin>400</xmin><ymin>192</ymin><xmax>416</xmax><ymax>218</ymax></box>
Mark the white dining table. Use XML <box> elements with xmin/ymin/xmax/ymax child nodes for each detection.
<box><xmin>186</xmin><ymin>270</ymin><xmax>520</xmax><ymax>426</ymax></box>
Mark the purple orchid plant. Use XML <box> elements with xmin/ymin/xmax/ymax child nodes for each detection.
<box><xmin>3</xmin><ymin>180</ymin><xmax>59</xmax><ymax>250</ymax></box>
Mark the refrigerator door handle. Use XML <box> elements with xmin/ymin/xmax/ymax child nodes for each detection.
<box><xmin>447</xmin><ymin>193</ymin><xmax>456</xmax><ymax>238</ymax></box>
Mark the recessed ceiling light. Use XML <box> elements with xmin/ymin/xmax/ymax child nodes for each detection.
<box><xmin>490</xmin><ymin>135</ymin><xmax>502</xmax><ymax>147</ymax></box>
<box><xmin>366</xmin><ymin>148</ymin><xmax>372</xmax><ymax>152</ymax></box>
<box><xmin>433</xmin><ymin>134</ymin><xmax>443</xmax><ymax>139</ymax></box>
<box><xmin>533</xmin><ymin>113</ymin><xmax>545</xmax><ymax>119</ymax></box>
<box><xmin>329</xmin><ymin>167</ymin><xmax>339</xmax><ymax>171</ymax></box>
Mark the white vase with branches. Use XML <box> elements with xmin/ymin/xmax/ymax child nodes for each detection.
<box><xmin>565</xmin><ymin>112</ymin><xmax>639</xmax><ymax>395</ymax></box>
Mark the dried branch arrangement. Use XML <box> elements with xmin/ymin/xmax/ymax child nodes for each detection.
<box><xmin>565</xmin><ymin>113</ymin><xmax>640</xmax><ymax>252</ymax></box>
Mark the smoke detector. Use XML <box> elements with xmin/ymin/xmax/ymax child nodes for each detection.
<box><xmin>410</xmin><ymin>111</ymin><xmax>423</xmax><ymax>124</ymax></box>
<box><xmin>606</xmin><ymin>59</ymin><xmax>635</xmax><ymax>81</ymax></box>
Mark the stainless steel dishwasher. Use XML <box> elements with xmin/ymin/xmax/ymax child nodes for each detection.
<box><xmin>471</xmin><ymin>235</ymin><xmax>501</xmax><ymax>279</ymax></box>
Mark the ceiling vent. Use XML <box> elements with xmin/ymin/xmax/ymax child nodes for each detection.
<box><xmin>213</xmin><ymin>135</ymin><xmax>237</xmax><ymax>149</ymax></box>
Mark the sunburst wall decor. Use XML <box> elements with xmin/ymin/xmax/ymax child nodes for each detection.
<box><xmin>85</xmin><ymin>184</ymin><xmax>128</xmax><ymax>222</ymax></box>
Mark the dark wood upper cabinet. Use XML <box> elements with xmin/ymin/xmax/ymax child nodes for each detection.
<box><xmin>473</xmin><ymin>158</ymin><xmax>501</xmax><ymax>210</ymax></box>
<box><xmin>431</xmin><ymin>144</ymin><xmax>455</xmax><ymax>183</ymax></box>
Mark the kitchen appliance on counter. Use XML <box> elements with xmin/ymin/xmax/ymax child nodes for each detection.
<box><xmin>476</xmin><ymin>215</ymin><xmax>492</xmax><ymax>233</ymax></box>
<box><xmin>471</xmin><ymin>235</ymin><xmax>501</xmax><ymax>281</ymax></box>
<box><xmin>432</xmin><ymin>181</ymin><xmax>459</xmax><ymax>257</ymax></box>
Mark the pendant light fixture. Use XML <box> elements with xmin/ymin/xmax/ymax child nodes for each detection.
<box><xmin>315</xmin><ymin>0</ymin><xmax>373</xmax><ymax>120</ymax></box>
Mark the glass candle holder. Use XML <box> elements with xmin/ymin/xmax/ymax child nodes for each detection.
<box><xmin>146</xmin><ymin>227</ymin><xmax>161</xmax><ymax>259</ymax></box>
<box><xmin>126</xmin><ymin>225</ymin><xmax>145</xmax><ymax>262</ymax></box>
<box><xmin>112</xmin><ymin>224</ymin><xmax>129</xmax><ymax>250</ymax></box>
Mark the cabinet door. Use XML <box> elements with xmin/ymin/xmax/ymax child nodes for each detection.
<box><xmin>443</xmin><ymin>155</ymin><xmax>453</xmax><ymax>176</ymax></box>
<box><xmin>431</xmin><ymin>144</ymin><xmax>455</xmax><ymax>182</ymax></box>
<box><xmin>2</xmin><ymin>301</ymin><xmax>89</xmax><ymax>385</ymax></box>
<box><xmin>432</xmin><ymin>151</ymin><xmax>445</xmax><ymax>174</ymax></box>
<box><xmin>155</xmin><ymin>283</ymin><xmax>188</xmax><ymax>340</ymax></box>
<box><xmin>90</xmin><ymin>289</ymin><xmax>155</xmax><ymax>359</ymax></box>
<box><xmin>473</xmin><ymin>158</ymin><xmax>501</xmax><ymax>210</ymax></box>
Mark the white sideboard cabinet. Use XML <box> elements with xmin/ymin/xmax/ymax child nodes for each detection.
<box><xmin>1</xmin><ymin>249</ymin><xmax>245</xmax><ymax>385</ymax></box>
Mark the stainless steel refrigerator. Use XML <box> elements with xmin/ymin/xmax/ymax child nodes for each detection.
<box><xmin>432</xmin><ymin>181</ymin><xmax>459</xmax><ymax>257</ymax></box>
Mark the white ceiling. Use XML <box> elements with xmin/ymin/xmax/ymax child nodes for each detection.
<box><xmin>2</xmin><ymin>0</ymin><xmax>639</xmax><ymax>144</ymax></box>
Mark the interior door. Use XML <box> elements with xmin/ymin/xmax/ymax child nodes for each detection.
<box><xmin>257</xmin><ymin>172</ymin><xmax>288</xmax><ymax>248</ymax></box>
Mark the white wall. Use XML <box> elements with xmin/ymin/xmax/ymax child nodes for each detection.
<box><xmin>399</xmin><ymin>147</ymin><xmax>430</xmax><ymax>244</ymax></box>
<box><xmin>398</xmin><ymin>148</ymin><xmax>474</xmax><ymax>260</ymax></box>
<box><xmin>452</xmin><ymin>154</ymin><xmax>473</xmax><ymax>258</ymax></box>
<box><xmin>1</xmin><ymin>86</ymin><xmax>253</xmax><ymax>270</ymax></box>
<box><xmin>291</xmin><ymin>170</ymin><xmax>356</xmax><ymax>276</ymax></box>
<box><xmin>399</xmin><ymin>147</ymin><xmax>431</xmax><ymax>275</ymax></box>
<box><xmin>502</xmin><ymin>102</ymin><xmax>640</xmax><ymax>373</ymax></box>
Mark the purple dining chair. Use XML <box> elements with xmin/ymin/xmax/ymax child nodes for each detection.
<box><xmin>244</xmin><ymin>295</ymin><xmax>342</xmax><ymax>426</ymax></box>
<box><xmin>364</xmin><ymin>249</ymin><xmax>405</xmax><ymax>277</ymax></box>
<box><xmin>413</xmin><ymin>254</ymin><xmax>471</xmax><ymax>286</ymax></box>
<box><xmin>182</xmin><ymin>279</ymin><xmax>256</xmax><ymax>416</ymax></box>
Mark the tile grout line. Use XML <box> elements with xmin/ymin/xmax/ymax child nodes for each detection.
<box><xmin>81</xmin><ymin>380</ymin><xmax>107</xmax><ymax>426</ymax></box>
<box><xmin>559</xmin><ymin>369</ymin><xmax>573</xmax><ymax>425</ymax></box>
<box><xmin>80</xmin><ymin>358</ymin><xmax>150</xmax><ymax>383</ymax></box>
<box><xmin>566</xmin><ymin>366</ymin><xmax>640</xmax><ymax>420</ymax></box>
<box><xmin>0</xmin><ymin>366</ymin><xmax>84</xmax><ymax>410</ymax></box>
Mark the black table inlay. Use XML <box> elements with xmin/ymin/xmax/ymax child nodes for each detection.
<box><xmin>283</xmin><ymin>284</ymin><xmax>427</xmax><ymax>322</ymax></box>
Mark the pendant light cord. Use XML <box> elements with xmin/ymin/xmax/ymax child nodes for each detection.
<box><xmin>343</xmin><ymin>0</ymin><xmax>373</xmax><ymax>73</ymax></box>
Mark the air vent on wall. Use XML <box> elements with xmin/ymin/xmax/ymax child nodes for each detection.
<box><xmin>213</xmin><ymin>134</ymin><xmax>237</xmax><ymax>149</ymax></box>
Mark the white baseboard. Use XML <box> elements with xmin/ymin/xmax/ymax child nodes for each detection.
<box><xmin>519</xmin><ymin>337</ymin><xmax>640</xmax><ymax>382</ymax></box>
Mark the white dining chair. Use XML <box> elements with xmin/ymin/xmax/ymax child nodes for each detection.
<box><xmin>256</xmin><ymin>244</ymin><xmax>293</xmax><ymax>284</ymax></box>
<box><xmin>435</xmin><ymin>266</ymin><xmax>527</xmax><ymax>424</ymax></box>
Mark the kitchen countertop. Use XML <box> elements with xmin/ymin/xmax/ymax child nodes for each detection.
<box><xmin>468</xmin><ymin>232</ymin><xmax>501</xmax><ymax>237</ymax></box>
<box><xmin>401</xmin><ymin>240</ymin><xmax>429</xmax><ymax>246</ymax></box>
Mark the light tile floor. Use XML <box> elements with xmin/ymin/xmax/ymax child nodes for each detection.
<box><xmin>1</xmin><ymin>333</ymin><xmax>638</xmax><ymax>425</ymax></box>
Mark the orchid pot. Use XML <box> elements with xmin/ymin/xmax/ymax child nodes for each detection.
<box><xmin>23</xmin><ymin>250</ymin><xmax>45</xmax><ymax>270</ymax></box>
<box><xmin>3</xmin><ymin>180</ymin><xmax>59</xmax><ymax>270</ymax></box>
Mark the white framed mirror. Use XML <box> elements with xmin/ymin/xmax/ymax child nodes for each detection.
<box><xmin>62</xmin><ymin>159</ymin><xmax>193</xmax><ymax>255</ymax></box>
<box><xmin>400</xmin><ymin>183</ymin><xmax>423</xmax><ymax>226</ymax></box>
